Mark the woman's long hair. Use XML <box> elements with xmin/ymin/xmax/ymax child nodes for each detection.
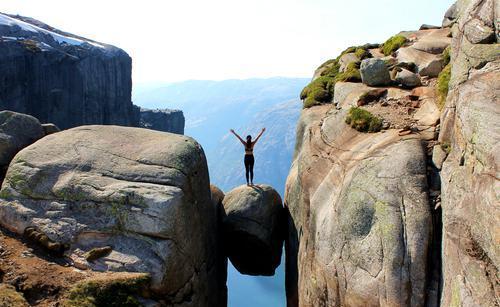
<box><xmin>246</xmin><ymin>135</ymin><xmax>252</xmax><ymax>149</ymax></box>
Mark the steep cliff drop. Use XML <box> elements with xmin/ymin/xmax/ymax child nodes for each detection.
<box><xmin>285</xmin><ymin>1</ymin><xmax>497</xmax><ymax>306</ymax></box>
<box><xmin>0</xmin><ymin>13</ymin><xmax>185</xmax><ymax>134</ymax></box>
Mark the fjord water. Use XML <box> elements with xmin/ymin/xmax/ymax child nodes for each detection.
<box><xmin>228</xmin><ymin>253</ymin><xmax>286</xmax><ymax>307</ymax></box>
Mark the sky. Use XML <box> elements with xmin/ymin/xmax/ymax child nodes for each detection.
<box><xmin>1</xmin><ymin>0</ymin><xmax>455</xmax><ymax>83</ymax></box>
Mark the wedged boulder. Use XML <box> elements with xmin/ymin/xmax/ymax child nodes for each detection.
<box><xmin>0</xmin><ymin>111</ymin><xmax>44</xmax><ymax>180</ymax></box>
<box><xmin>395</xmin><ymin>68</ymin><xmax>422</xmax><ymax>88</ymax></box>
<box><xmin>397</xmin><ymin>47</ymin><xmax>444</xmax><ymax>77</ymax></box>
<box><xmin>222</xmin><ymin>184</ymin><xmax>284</xmax><ymax>276</ymax></box>
<box><xmin>360</xmin><ymin>58</ymin><xmax>391</xmax><ymax>86</ymax></box>
<box><xmin>0</xmin><ymin>125</ymin><xmax>224</xmax><ymax>306</ymax></box>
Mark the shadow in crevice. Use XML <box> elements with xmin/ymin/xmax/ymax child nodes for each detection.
<box><xmin>284</xmin><ymin>204</ymin><xmax>299</xmax><ymax>307</ymax></box>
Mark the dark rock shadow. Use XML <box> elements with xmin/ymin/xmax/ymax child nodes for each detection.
<box><xmin>284</xmin><ymin>204</ymin><xmax>299</xmax><ymax>307</ymax></box>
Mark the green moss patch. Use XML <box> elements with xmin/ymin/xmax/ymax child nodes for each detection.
<box><xmin>345</xmin><ymin>107</ymin><xmax>383</xmax><ymax>132</ymax></box>
<box><xmin>0</xmin><ymin>284</ymin><xmax>29</xmax><ymax>307</ymax></box>
<box><xmin>335</xmin><ymin>62</ymin><xmax>361</xmax><ymax>82</ymax></box>
<box><xmin>380</xmin><ymin>35</ymin><xmax>407</xmax><ymax>56</ymax></box>
<box><xmin>437</xmin><ymin>64</ymin><xmax>451</xmax><ymax>110</ymax></box>
<box><xmin>301</xmin><ymin>76</ymin><xmax>335</xmax><ymax>108</ymax></box>
<box><xmin>301</xmin><ymin>45</ymin><xmax>371</xmax><ymax>108</ymax></box>
<box><xmin>64</xmin><ymin>274</ymin><xmax>150</xmax><ymax>307</ymax></box>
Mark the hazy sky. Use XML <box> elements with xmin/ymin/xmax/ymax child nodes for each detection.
<box><xmin>1</xmin><ymin>0</ymin><xmax>455</xmax><ymax>83</ymax></box>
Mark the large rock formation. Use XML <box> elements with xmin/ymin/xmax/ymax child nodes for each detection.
<box><xmin>287</xmin><ymin>13</ymin><xmax>455</xmax><ymax>307</ymax></box>
<box><xmin>139</xmin><ymin>108</ymin><xmax>185</xmax><ymax>134</ymax></box>
<box><xmin>0</xmin><ymin>13</ymin><xmax>136</xmax><ymax>129</ymax></box>
<box><xmin>0</xmin><ymin>125</ymin><xmax>225</xmax><ymax>306</ymax></box>
<box><xmin>438</xmin><ymin>0</ymin><xmax>499</xmax><ymax>306</ymax></box>
<box><xmin>285</xmin><ymin>107</ymin><xmax>433</xmax><ymax>306</ymax></box>
<box><xmin>222</xmin><ymin>184</ymin><xmax>284</xmax><ymax>276</ymax></box>
<box><xmin>0</xmin><ymin>111</ymin><xmax>44</xmax><ymax>182</ymax></box>
<box><xmin>288</xmin><ymin>1</ymin><xmax>498</xmax><ymax>306</ymax></box>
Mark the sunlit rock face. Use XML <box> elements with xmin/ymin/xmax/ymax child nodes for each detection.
<box><xmin>0</xmin><ymin>125</ymin><xmax>226</xmax><ymax>306</ymax></box>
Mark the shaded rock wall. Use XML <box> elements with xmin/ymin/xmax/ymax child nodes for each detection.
<box><xmin>139</xmin><ymin>108</ymin><xmax>185</xmax><ymax>134</ymax></box>
<box><xmin>0</xmin><ymin>13</ymin><xmax>136</xmax><ymax>129</ymax></box>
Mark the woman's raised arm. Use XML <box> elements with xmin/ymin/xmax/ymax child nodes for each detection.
<box><xmin>230</xmin><ymin>129</ymin><xmax>246</xmax><ymax>145</ymax></box>
<box><xmin>252</xmin><ymin>128</ymin><xmax>266</xmax><ymax>145</ymax></box>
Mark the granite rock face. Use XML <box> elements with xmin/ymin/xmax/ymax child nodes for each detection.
<box><xmin>285</xmin><ymin>105</ymin><xmax>432</xmax><ymax>306</ymax></box>
<box><xmin>0</xmin><ymin>125</ymin><xmax>225</xmax><ymax>306</ymax></box>
<box><xmin>0</xmin><ymin>13</ymin><xmax>137</xmax><ymax>130</ymax></box>
<box><xmin>139</xmin><ymin>108</ymin><xmax>185</xmax><ymax>134</ymax></box>
<box><xmin>222</xmin><ymin>184</ymin><xmax>284</xmax><ymax>276</ymax></box>
<box><xmin>360</xmin><ymin>58</ymin><xmax>391</xmax><ymax>86</ymax></box>
<box><xmin>438</xmin><ymin>0</ymin><xmax>500</xmax><ymax>306</ymax></box>
<box><xmin>0</xmin><ymin>111</ymin><xmax>44</xmax><ymax>182</ymax></box>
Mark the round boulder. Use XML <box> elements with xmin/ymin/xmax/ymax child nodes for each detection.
<box><xmin>395</xmin><ymin>68</ymin><xmax>422</xmax><ymax>88</ymax></box>
<box><xmin>0</xmin><ymin>111</ymin><xmax>44</xmax><ymax>172</ymax></box>
<box><xmin>222</xmin><ymin>184</ymin><xmax>284</xmax><ymax>276</ymax></box>
<box><xmin>360</xmin><ymin>58</ymin><xmax>391</xmax><ymax>86</ymax></box>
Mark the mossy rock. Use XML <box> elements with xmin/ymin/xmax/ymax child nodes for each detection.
<box><xmin>437</xmin><ymin>64</ymin><xmax>451</xmax><ymax>110</ymax></box>
<box><xmin>335</xmin><ymin>62</ymin><xmax>361</xmax><ymax>83</ymax></box>
<box><xmin>380</xmin><ymin>35</ymin><xmax>407</xmax><ymax>56</ymax></box>
<box><xmin>301</xmin><ymin>76</ymin><xmax>335</xmax><ymax>108</ymax></box>
<box><xmin>345</xmin><ymin>107</ymin><xmax>383</xmax><ymax>132</ymax></box>
<box><xmin>0</xmin><ymin>283</ymin><xmax>29</xmax><ymax>307</ymax></box>
<box><xmin>301</xmin><ymin>45</ymin><xmax>373</xmax><ymax>108</ymax></box>
<box><xmin>63</xmin><ymin>273</ymin><xmax>150</xmax><ymax>307</ymax></box>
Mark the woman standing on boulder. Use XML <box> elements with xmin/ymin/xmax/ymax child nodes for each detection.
<box><xmin>230</xmin><ymin>128</ymin><xmax>266</xmax><ymax>186</ymax></box>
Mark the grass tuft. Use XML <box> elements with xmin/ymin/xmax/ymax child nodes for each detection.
<box><xmin>63</xmin><ymin>274</ymin><xmax>150</xmax><ymax>307</ymax></box>
<box><xmin>345</xmin><ymin>107</ymin><xmax>383</xmax><ymax>132</ymax></box>
<box><xmin>436</xmin><ymin>64</ymin><xmax>451</xmax><ymax>110</ymax></box>
<box><xmin>380</xmin><ymin>35</ymin><xmax>407</xmax><ymax>56</ymax></box>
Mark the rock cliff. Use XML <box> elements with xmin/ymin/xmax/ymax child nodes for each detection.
<box><xmin>0</xmin><ymin>125</ymin><xmax>225</xmax><ymax>306</ymax></box>
<box><xmin>139</xmin><ymin>107</ymin><xmax>185</xmax><ymax>134</ymax></box>
<box><xmin>438</xmin><ymin>0</ymin><xmax>499</xmax><ymax>306</ymax></box>
<box><xmin>0</xmin><ymin>13</ymin><xmax>137</xmax><ymax>130</ymax></box>
<box><xmin>285</xmin><ymin>1</ymin><xmax>498</xmax><ymax>306</ymax></box>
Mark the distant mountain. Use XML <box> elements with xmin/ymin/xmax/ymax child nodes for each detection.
<box><xmin>211</xmin><ymin>99</ymin><xmax>300</xmax><ymax>195</ymax></box>
<box><xmin>133</xmin><ymin>77</ymin><xmax>308</xmax><ymax>194</ymax></box>
<box><xmin>133</xmin><ymin>77</ymin><xmax>307</xmax><ymax>307</ymax></box>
